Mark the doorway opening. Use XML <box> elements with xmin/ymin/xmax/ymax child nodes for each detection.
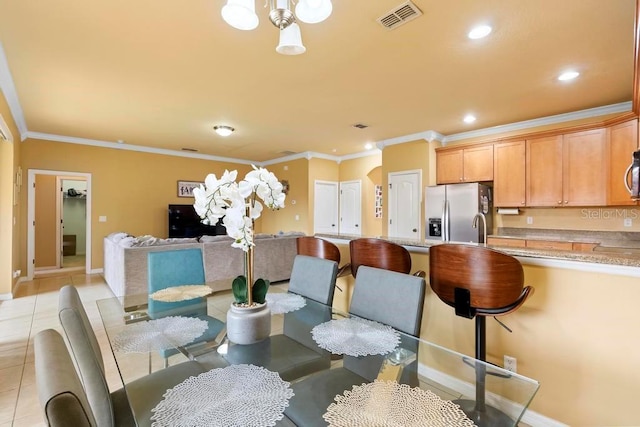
<box><xmin>27</xmin><ymin>169</ymin><xmax>92</xmax><ymax>279</ymax></box>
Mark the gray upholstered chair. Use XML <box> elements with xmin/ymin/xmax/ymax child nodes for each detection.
<box><xmin>287</xmin><ymin>254</ymin><xmax>339</xmax><ymax>305</ymax></box>
<box><xmin>284</xmin><ymin>265</ymin><xmax>426</xmax><ymax>427</ymax></box>
<box><xmin>221</xmin><ymin>255</ymin><xmax>338</xmax><ymax>382</ymax></box>
<box><xmin>58</xmin><ymin>285</ymin><xmax>206</xmax><ymax>427</ymax></box>
<box><xmin>35</xmin><ymin>328</ymin><xmax>98</xmax><ymax>427</ymax></box>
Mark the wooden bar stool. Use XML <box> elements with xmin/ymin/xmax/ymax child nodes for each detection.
<box><xmin>296</xmin><ymin>236</ymin><xmax>351</xmax><ymax>278</ymax></box>
<box><xmin>349</xmin><ymin>237</ymin><xmax>426</xmax><ymax>278</ymax></box>
<box><xmin>429</xmin><ymin>243</ymin><xmax>534</xmax><ymax>427</ymax></box>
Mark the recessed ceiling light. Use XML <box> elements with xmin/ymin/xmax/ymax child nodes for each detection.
<box><xmin>468</xmin><ymin>25</ymin><xmax>492</xmax><ymax>40</ymax></box>
<box><xmin>213</xmin><ymin>125</ymin><xmax>234</xmax><ymax>136</ymax></box>
<box><xmin>558</xmin><ymin>71</ymin><xmax>580</xmax><ymax>81</ymax></box>
<box><xmin>463</xmin><ymin>114</ymin><xmax>476</xmax><ymax>124</ymax></box>
<box><xmin>364</xmin><ymin>143</ymin><xmax>373</xmax><ymax>150</ymax></box>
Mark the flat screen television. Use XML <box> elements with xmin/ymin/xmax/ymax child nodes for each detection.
<box><xmin>168</xmin><ymin>204</ymin><xmax>226</xmax><ymax>238</ymax></box>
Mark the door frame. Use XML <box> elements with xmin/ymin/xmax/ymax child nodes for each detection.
<box><xmin>387</xmin><ymin>169</ymin><xmax>422</xmax><ymax>239</ymax></box>
<box><xmin>27</xmin><ymin>169</ymin><xmax>92</xmax><ymax>278</ymax></box>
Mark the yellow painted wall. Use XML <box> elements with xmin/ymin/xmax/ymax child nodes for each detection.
<box><xmin>19</xmin><ymin>139</ymin><xmax>259</xmax><ymax>272</ymax></box>
<box><xmin>0</xmin><ymin>89</ymin><xmax>21</xmax><ymax>296</ymax></box>
<box><xmin>333</xmin><ymin>243</ymin><xmax>640</xmax><ymax>426</ymax></box>
<box><xmin>34</xmin><ymin>175</ymin><xmax>57</xmax><ymax>268</ymax></box>
<box><xmin>338</xmin><ymin>154</ymin><xmax>383</xmax><ymax>237</ymax></box>
<box><xmin>381</xmin><ymin>140</ymin><xmax>430</xmax><ymax>236</ymax></box>
<box><xmin>260</xmin><ymin>158</ymin><xmax>310</xmax><ymax>235</ymax></box>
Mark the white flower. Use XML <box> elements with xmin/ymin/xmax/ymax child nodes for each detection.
<box><xmin>193</xmin><ymin>165</ymin><xmax>286</xmax><ymax>251</ymax></box>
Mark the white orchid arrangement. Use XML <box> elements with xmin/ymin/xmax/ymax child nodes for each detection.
<box><xmin>193</xmin><ymin>165</ymin><xmax>286</xmax><ymax>251</ymax></box>
<box><xmin>193</xmin><ymin>165</ymin><xmax>285</xmax><ymax>306</ymax></box>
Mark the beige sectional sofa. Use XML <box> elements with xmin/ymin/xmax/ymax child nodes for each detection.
<box><xmin>103</xmin><ymin>232</ymin><xmax>303</xmax><ymax>299</ymax></box>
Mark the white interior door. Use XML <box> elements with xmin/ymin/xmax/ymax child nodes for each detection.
<box><xmin>339</xmin><ymin>180</ymin><xmax>361</xmax><ymax>235</ymax></box>
<box><xmin>388</xmin><ymin>170</ymin><xmax>421</xmax><ymax>239</ymax></box>
<box><xmin>314</xmin><ymin>180</ymin><xmax>339</xmax><ymax>234</ymax></box>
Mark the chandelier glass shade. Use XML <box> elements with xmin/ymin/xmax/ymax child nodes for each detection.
<box><xmin>221</xmin><ymin>0</ymin><xmax>332</xmax><ymax>55</ymax></box>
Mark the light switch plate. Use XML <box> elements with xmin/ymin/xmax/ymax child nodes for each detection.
<box><xmin>99</xmin><ymin>216</ymin><xmax>107</xmax><ymax>222</ymax></box>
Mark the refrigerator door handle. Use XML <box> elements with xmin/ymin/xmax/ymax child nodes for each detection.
<box><xmin>442</xmin><ymin>200</ymin><xmax>449</xmax><ymax>242</ymax></box>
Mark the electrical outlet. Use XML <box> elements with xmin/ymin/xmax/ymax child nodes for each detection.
<box><xmin>504</xmin><ymin>355</ymin><xmax>517</xmax><ymax>373</ymax></box>
<box><xmin>526</xmin><ymin>216</ymin><xmax>533</xmax><ymax>225</ymax></box>
<box><xmin>624</xmin><ymin>218</ymin><xmax>632</xmax><ymax>227</ymax></box>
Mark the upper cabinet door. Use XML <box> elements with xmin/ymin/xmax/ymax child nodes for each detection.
<box><xmin>436</xmin><ymin>149</ymin><xmax>463</xmax><ymax>184</ymax></box>
<box><xmin>494</xmin><ymin>140</ymin><xmax>526</xmax><ymax>207</ymax></box>
<box><xmin>608</xmin><ymin>119</ymin><xmax>639</xmax><ymax>206</ymax></box>
<box><xmin>463</xmin><ymin>145</ymin><xmax>494</xmax><ymax>182</ymax></box>
<box><xmin>563</xmin><ymin>128</ymin><xmax>607</xmax><ymax>206</ymax></box>
<box><xmin>436</xmin><ymin>144</ymin><xmax>493</xmax><ymax>184</ymax></box>
<box><xmin>526</xmin><ymin>135</ymin><xmax>563</xmax><ymax>206</ymax></box>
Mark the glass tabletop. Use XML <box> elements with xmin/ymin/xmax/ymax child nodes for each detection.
<box><xmin>97</xmin><ymin>284</ymin><xmax>539</xmax><ymax>427</ymax></box>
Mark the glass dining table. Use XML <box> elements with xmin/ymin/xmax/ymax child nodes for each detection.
<box><xmin>97</xmin><ymin>282</ymin><xmax>539</xmax><ymax>427</ymax></box>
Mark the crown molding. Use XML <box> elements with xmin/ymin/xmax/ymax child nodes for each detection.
<box><xmin>0</xmin><ymin>42</ymin><xmax>28</xmax><ymax>140</ymax></box>
<box><xmin>442</xmin><ymin>102</ymin><xmax>633</xmax><ymax>145</ymax></box>
<box><xmin>376</xmin><ymin>130</ymin><xmax>445</xmax><ymax>151</ymax></box>
<box><xmin>25</xmin><ymin>132</ymin><xmax>256</xmax><ymax>165</ymax></box>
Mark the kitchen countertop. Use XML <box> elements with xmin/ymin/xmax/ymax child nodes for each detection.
<box><xmin>315</xmin><ymin>233</ymin><xmax>640</xmax><ymax>269</ymax></box>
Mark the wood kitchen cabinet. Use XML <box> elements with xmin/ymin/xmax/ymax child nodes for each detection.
<box><xmin>436</xmin><ymin>144</ymin><xmax>493</xmax><ymax>184</ymax></box>
<box><xmin>607</xmin><ymin>119</ymin><xmax>638</xmax><ymax>206</ymax></box>
<box><xmin>493</xmin><ymin>140</ymin><xmax>526</xmax><ymax>207</ymax></box>
<box><xmin>526</xmin><ymin>129</ymin><xmax>607</xmax><ymax>207</ymax></box>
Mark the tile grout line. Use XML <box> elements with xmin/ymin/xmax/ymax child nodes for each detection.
<box><xmin>11</xmin><ymin>277</ymin><xmax>40</xmax><ymax>427</ymax></box>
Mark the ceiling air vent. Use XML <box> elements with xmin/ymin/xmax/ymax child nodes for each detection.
<box><xmin>377</xmin><ymin>1</ymin><xmax>423</xmax><ymax>30</ymax></box>
<box><xmin>279</xmin><ymin>150</ymin><xmax>297</xmax><ymax>156</ymax></box>
<box><xmin>352</xmin><ymin>123</ymin><xmax>369</xmax><ymax>129</ymax></box>
<box><xmin>181</xmin><ymin>147</ymin><xmax>198</xmax><ymax>152</ymax></box>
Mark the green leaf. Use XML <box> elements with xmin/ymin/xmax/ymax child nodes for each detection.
<box><xmin>232</xmin><ymin>275</ymin><xmax>248</xmax><ymax>304</ymax></box>
<box><xmin>252</xmin><ymin>278</ymin><xmax>270</xmax><ymax>304</ymax></box>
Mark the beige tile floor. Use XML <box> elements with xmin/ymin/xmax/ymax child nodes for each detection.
<box><xmin>0</xmin><ymin>272</ymin><xmax>121</xmax><ymax>427</ymax></box>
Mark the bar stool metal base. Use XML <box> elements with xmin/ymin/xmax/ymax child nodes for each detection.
<box><xmin>455</xmin><ymin>399</ymin><xmax>514</xmax><ymax>427</ymax></box>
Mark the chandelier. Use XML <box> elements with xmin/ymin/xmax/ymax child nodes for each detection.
<box><xmin>221</xmin><ymin>0</ymin><xmax>333</xmax><ymax>55</ymax></box>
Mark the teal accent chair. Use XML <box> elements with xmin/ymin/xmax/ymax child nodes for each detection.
<box><xmin>284</xmin><ymin>266</ymin><xmax>426</xmax><ymax>427</ymax></box>
<box><xmin>147</xmin><ymin>248</ymin><xmax>226</xmax><ymax>362</ymax></box>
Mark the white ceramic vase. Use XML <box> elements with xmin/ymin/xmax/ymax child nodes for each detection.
<box><xmin>226</xmin><ymin>302</ymin><xmax>271</xmax><ymax>345</ymax></box>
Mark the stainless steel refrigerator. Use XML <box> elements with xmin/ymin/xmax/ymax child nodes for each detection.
<box><xmin>425</xmin><ymin>183</ymin><xmax>493</xmax><ymax>243</ymax></box>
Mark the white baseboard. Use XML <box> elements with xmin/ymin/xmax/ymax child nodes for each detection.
<box><xmin>90</xmin><ymin>268</ymin><xmax>103</xmax><ymax>274</ymax></box>
<box><xmin>418</xmin><ymin>363</ymin><xmax>568</xmax><ymax>427</ymax></box>
<box><xmin>0</xmin><ymin>292</ymin><xmax>13</xmax><ymax>300</ymax></box>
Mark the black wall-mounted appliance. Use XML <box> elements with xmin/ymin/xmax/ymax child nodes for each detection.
<box><xmin>625</xmin><ymin>150</ymin><xmax>640</xmax><ymax>200</ymax></box>
<box><xmin>168</xmin><ymin>204</ymin><xmax>226</xmax><ymax>238</ymax></box>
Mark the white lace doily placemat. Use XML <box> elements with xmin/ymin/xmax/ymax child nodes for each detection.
<box><xmin>149</xmin><ymin>285</ymin><xmax>213</xmax><ymax>302</ymax></box>
<box><xmin>150</xmin><ymin>364</ymin><xmax>294</xmax><ymax>427</ymax></box>
<box><xmin>112</xmin><ymin>316</ymin><xmax>207</xmax><ymax>353</ymax></box>
<box><xmin>311</xmin><ymin>317</ymin><xmax>400</xmax><ymax>356</ymax></box>
<box><xmin>323</xmin><ymin>380</ymin><xmax>477</xmax><ymax>427</ymax></box>
<box><xmin>265</xmin><ymin>293</ymin><xmax>306</xmax><ymax>314</ymax></box>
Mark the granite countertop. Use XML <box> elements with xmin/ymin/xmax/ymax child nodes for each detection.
<box><xmin>316</xmin><ymin>232</ymin><xmax>640</xmax><ymax>268</ymax></box>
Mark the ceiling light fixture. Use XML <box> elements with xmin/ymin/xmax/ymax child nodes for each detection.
<box><xmin>221</xmin><ymin>0</ymin><xmax>332</xmax><ymax>55</ymax></box>
<box><xmin>463</xmin><ymin>114</ymin><xmax>477</xmax><ymax>124</ymax></box>
<box><xmin>468</xmin><ymin>25</ymin><xmax>492</xmax><ymax>39</ymax></box>
<box><xmin>558</xmin><ymin>70</ymin><xmax>580</xmax><ymax>81</ymax></box>
<box><xmin>214</xmin><ymin>125</ymin><xmax>235</xmax><ymax>136</ymax></box>
<box><xmin>364</xmin><ymin>143</ymin><xmax>373</xmax><ymax>150</ymax></box>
